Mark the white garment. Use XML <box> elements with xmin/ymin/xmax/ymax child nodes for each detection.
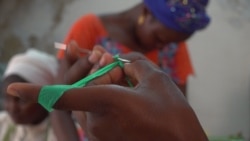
<box><xmin>3</xmin><ymin>49</ymin><xmax>58</xmax><ymax>85</ymax></box>
<box><xmin>0</xmin><ymin>112</ymin><xmax>57</xmax><ymax>141</ymax></box>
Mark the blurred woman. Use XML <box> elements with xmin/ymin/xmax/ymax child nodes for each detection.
<box><xmin>57</xmin><ymin>0</ymin><xmax>210</xmax><ymax>95</ymax></box>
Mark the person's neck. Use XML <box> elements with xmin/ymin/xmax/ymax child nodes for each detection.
<box><xmin>100</xmin><ymin>3</ymin><xmax>146</xmax><ymax>52</ymax></box>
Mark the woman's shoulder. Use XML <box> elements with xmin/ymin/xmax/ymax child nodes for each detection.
<box><xmin>76</xmin><ymin>13</ymin><xmax>101</xmax><ymax>25</ymax></box>
<box><xmin>70</xmin><ymin>13</ymin><xmax>106</xmax><ymax>35</ymax></box>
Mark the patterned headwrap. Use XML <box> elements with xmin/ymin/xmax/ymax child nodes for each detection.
<box><xmin>143</xmin><ymin>0</ymin><xmax>211</xmax><ymax>34</ymax></box>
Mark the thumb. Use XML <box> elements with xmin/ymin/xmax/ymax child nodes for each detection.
<box><xmin>7</xmin><ymin>82</ymin><xmax>137</xmax><ymax>112</ymax></box>
<box><xmin>7</xmin><ymin>82</ymin><xmax>41</xmax><ymax>103</ymax></box>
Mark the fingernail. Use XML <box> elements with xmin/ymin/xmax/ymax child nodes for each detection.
<box><xmin>88</xmin><ymin>50</ymin><xmax>102</xmax><ymax>63</ymax></box>
<box><xmin>65</xmin><ymin>45</ymin><xmax>72</xmax><ymax>56</ymax></box>
<box><xmin>7</xmin><ymin>85</ymin><xmax>20</xmax><ymax>97</ymax></box>
<box><xmin>124</xmin><ymin>62</ymin><xmax>131</xmax><ymax>66</ymax></box>
<box><xmin>99</xmin><ymin>57</ymin><xmax>106</xmax><ymax>67</ymax></box>
<box><xmin>90</xmin><ymin>64</ymin><xmax>100</xmax><ymax>74</ymax></box>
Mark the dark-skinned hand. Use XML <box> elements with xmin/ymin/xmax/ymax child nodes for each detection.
<box><xmin>7</xmin><ymin>45</ymin><xmax>208</xmax><ymax>141</ymax></box>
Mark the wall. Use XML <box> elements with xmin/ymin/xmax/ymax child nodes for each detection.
<box><xmin>188</xmin><ymin>0</ymin><xmax>250</xmax><ymax>139</ymax></box>
<box><xmin>0</xmin><ymin>0</ymin><xmax>249</xmax><ymax>139</ymax></box>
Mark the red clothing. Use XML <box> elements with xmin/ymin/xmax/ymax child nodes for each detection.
<box><xmin>58</xmin><ymin>14</ymin><xmax>194</xmax><ymax>85</ymax></box>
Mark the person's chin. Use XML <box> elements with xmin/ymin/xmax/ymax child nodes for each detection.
<box><xmin>10</xmin><ymin>116</ymin><xmax>27</xmax><ymax>124</ymax></box>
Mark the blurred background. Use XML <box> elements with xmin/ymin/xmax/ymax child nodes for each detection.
<box><xmin>0</xmin><ymin>0</ymin><xmax>250</xmax><ymax>140</ymax></box>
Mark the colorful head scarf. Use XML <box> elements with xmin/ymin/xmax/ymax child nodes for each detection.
<box><xmin>143</xmin><ymin>0</ymin><xmax>211</xmax><ymax>34</ymax></box>
<box><xmin>3</xmin><ymin>49</ymin><xmax>58</xmax><ymax>85</ymax></box>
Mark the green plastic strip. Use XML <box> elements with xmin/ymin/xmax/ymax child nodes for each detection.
<box><xmin>72</xmin><ymin>61</ymin><xmax>119</xmax><ymax>87</ymax></box>
<box><xmin>38</xmin><ymin>55</ymin><xmax>132</xmax><ymax>112</ymax></box>
<box><xmin>38</xmin><ymin>85</ymin><xmax>75</xmax><ymax>112</ymax></box>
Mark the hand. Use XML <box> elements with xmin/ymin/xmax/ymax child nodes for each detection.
<box><xmin>7</xmin><ymin>58</ymin><xmax>208</xmax><ymax>141</ymax></box>
<box><xmin>56</xmin><ymin>41</ymin><xmax>114</xmax><ymax>84</ymax></box>
<box><xmin>55</xmin><ymin>42</ymin><xmax>148</xmax><ymax>139</ymax></box>
<box><xmin>57</xmin><ymin>41</ymin><xmax>148</xmax><ymax>86</ymax></box>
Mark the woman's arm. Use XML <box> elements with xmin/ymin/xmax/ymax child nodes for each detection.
<box><xmin>50</xmin><ymin>110</ymin><xmax>80</xmax><ymax>141</ymax></box>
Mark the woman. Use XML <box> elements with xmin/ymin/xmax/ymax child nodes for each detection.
<box><xmin>57</xmin><ymin>0</ymin><xmax>210</xmax><ymax>95</ymax></box>
<box><xmin>0</xmin><ymin>49</ymin><xmax>79</xmax><ymax>141</ymax></box>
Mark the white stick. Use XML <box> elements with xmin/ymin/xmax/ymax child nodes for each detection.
<box><xmin>54</xmin><ymin>42</ymin><xmax>66</xmax><ymax>50</ymax></box>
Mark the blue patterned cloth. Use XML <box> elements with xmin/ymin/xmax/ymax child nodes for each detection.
<box><xmin>158</xmin><ymin>43</ymin><xmax>180</xmax><ymax>83</ymax></box>
<box><xmin>97</xmin><ymin>37</ymin><xmax>180</xmax><ymax>83</ymax></box>
<box><xmin>143</xmin><ymin>0</ymin><xmax>211</xmax><ymax>34</ymax></box>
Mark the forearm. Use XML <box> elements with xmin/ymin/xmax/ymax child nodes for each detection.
<box><xmin>51</xmin><ymin>110</ymin><xmax>80</xmax><ymax>141</ymax></box>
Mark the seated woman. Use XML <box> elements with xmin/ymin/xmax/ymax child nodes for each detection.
<box><xmin>0</xmin><ymin>49</ymin><xmax>79</xmax><ymax>141</ymax></box>
<box><xmin>57</xmin><ymin>0</ymin><xmax>211</xmax><ymax>96</ymax></box>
